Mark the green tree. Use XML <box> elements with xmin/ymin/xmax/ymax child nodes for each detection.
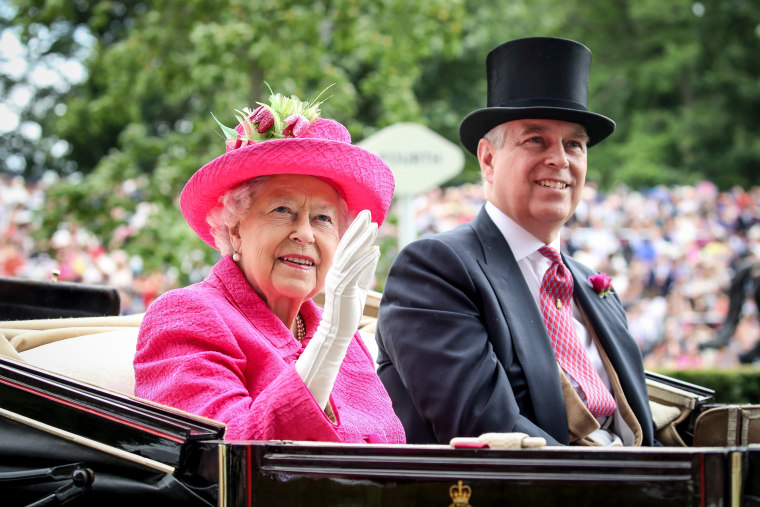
<box><xmin>557</xmin><ymin>0</ymin><xmax>760</xmax><ymax>189</ymax></box>
<box><xmin>0</xmin><ymin>1</ymin><xmax>146</xmax><ymax>178</ymax></box>
<box><xmin>4</xmin><ymin>0</ymin><xmax>760</xmax><ymax>285</ymax></box>
<box><xmin>6</xmin><ymin>0</ymin><xmax>471</xmax><ymax>281</ymax></box>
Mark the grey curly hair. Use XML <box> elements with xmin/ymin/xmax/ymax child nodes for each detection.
<box><xmin>483</xmin><ymin>122</ymin><xmax>508</xmax><ymax>150</ymax></box>
<box><xmin>206</xmin><ymin>176</ymin><xmax>352</xmax><ymax>256</ymax></box>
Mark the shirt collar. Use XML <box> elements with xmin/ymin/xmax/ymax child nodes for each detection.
<box><xmin>484</xmin><ymin>201</ymin><xmax>561</xmax><ymax>260</ymax></box>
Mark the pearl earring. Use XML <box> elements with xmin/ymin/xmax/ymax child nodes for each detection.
<box><xmin>232</xmin><ymin>251</ymin><xmax>241</xmax><ymax>262</ymax></box>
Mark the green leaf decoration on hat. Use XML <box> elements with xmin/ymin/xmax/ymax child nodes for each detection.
<box><xmin>211</xmin><ymin>113</ymin><xmax>239</xmax><ymax>139</ymax></box>
<box><xmin>213</xmin><ymin>83</ymin><xmax>334</xmax><ymax>147</ymax></box>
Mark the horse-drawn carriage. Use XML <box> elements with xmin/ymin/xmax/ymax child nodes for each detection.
<box><xmin>1</xmin><ymin>276</ymin><xmax>758</xmax><ymax>506</ymax></box>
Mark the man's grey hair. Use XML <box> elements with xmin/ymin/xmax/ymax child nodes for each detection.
<box><xmin>479</xmin><ymin>123</ymin><xmax>510</xmax><ymax>190</ymax></box>
<box><xmin>483</xmin><ymin>123</ymin><xmax>509</xmax><ymax>150</ymax></box>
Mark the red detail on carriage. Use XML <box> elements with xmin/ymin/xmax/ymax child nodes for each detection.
<box><xmin>451</xmin><ymin>440</ymin><xmax>489</xmax><ymax>449</ymax></box>
<box><xmin>247</xmin><ymin>444</ymin><xmax>253</xmax><ymax>507</ymax></box>
<box><xmin>700</xmin><ymin>453</ymin><xmax>705</xmax><ymax>507</ymax></box>
<box><xmin>0</xmin><ymin>377</ymin><xmax>185</xmax><ymax>443</ymax></box>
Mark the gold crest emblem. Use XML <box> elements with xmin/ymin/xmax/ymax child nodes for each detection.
<box><xmin>449</xmin><ymin>480</ymin><xmax>472</xmax><ymax>507</ymax></box>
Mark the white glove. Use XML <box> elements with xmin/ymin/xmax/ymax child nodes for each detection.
<box><xmin>450</xmin><ymin>433</ymin><xmax>547</xmax><ymax>449</ymax></box>
<box><xmin>296</xmin><ymin>209</ymin><xmax>379</xmax><ymax>410</ymax></box>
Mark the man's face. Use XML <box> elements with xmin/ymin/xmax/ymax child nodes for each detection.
<box><xmin>478</xmin><ymin>118</ymin><xmax>589</xmax><ymax>243</ymax></box>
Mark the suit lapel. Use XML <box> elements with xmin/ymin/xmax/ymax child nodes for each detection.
<box><xmin>470</xmin><ymin>210</ymin><xmax>569</xmax><ymax>442</ymax></box>
<box><xmin>564</xmin><ymin>257</ymin><xmax>631</xmax><ymax>370</ymax></box>
<box><xmin>565</xmin><ymin>256</ymin><xmax>652</xmax><ymax>442</ymax></box>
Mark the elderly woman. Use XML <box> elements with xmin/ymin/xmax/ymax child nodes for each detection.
<box><xmin>134</xmin><ymin>90</ymin><xmax>405</xmax><ymax>444</ymax></box>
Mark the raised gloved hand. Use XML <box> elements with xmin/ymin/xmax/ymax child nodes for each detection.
<box><xmin>295</xmin><ymin>209</ymin><xmax>379</xmax><ymax>410</ymax></box>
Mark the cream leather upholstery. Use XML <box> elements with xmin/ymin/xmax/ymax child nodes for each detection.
<box><xmin>0</xmin><ymin>291</ymin><xmax>384</xmax><ymax>396</ymax></box>
<box><xmin>0</xmin><ymin>314</ymin><xmax>142</xmax><ymax>396</ymax></box>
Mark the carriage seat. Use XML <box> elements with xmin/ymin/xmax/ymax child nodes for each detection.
<box><xmin>0</xmin><ymin>291</ymin><xmax>382</xmax><ymax>397</ymax></box>
<box><xmin>0</xmin><ymin>314</ymin><xmax>142</xmax><ymax>395</ymax></box>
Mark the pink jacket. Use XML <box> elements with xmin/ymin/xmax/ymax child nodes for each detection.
<box><xmin>134</xmin><ymin>256</ymin><xmax>405</xmax><ymax>443</ymax></box>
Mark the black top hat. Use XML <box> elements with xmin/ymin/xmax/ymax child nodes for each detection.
<box><xmin>459</xmin><ymin>37</ymin><xmax>615</xmax><ymax>156</ymax></box>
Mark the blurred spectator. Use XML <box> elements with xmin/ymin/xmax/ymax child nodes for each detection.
<box><xmin>383</xmin><ymin>180</ymin><xmax>760</xmax><ymax>369</ymax></box>
<box><xmin>0</xmin><ymin>174</ymin><xmax>179</xmax><ymax>315</ymax></box>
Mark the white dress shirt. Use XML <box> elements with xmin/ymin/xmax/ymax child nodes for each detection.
<box><xmin>485</xmin><ymin>202</ymin><xmax>626</xmax><ymax>445</ymax></box>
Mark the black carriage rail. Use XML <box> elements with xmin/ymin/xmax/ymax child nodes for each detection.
<box><xmin>1</xmin><ymin>351</ymin><xmax>759</xmax><ymax>506</ymax></box>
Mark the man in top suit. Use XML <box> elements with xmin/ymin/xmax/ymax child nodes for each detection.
<box><xmin>375</xmin><ymin>37</ymin><xmax>655</xmax><ymax>446</ymax></box>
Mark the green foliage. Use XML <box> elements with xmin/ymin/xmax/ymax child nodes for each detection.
<box><xmin>558</xmin><ymin>0</ymin><xmax>760</xmax><ymax>189</ymax></box>
<box><xmin>5</xmin><ymin>0</ymin><xmax>474</xmax><ymax>282</ymax></box>
<box><xmin>654</xmin><ymin>367</ymin><xmax>760</xmax><ymax>404</ymax></box>
<box><xmin>4</xmin><ymin>0</ymin><xmax>760</xmax><ymax>284</ymax></box>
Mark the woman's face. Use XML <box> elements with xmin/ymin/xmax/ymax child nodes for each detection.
<box><xmin>230</xmin><ymin>174</ymin><xmax>342</xmax><ymax>309</ymax></box>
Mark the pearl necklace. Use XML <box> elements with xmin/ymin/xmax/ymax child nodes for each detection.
<box><xmin>294</xmin><ymin>313</ymin><xmax>306</xmax><ymax>342</ymax></box>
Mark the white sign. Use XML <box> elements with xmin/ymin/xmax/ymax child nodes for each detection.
<box><xmin>358</xmin><ymin>123</ymin><xmax>464</xmax><ymax>196</ymax></box>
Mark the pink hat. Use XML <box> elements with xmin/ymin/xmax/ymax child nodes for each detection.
<box><xmin>180</xmin><ymin>89</ymin><xmax>395</xmax><ymax>249</ymax></box>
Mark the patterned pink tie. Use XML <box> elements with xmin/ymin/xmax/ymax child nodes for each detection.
<box><xmin>538</xmin><ymin>246</ymin><xmax>616</xmax><ymax>417</ymax></box>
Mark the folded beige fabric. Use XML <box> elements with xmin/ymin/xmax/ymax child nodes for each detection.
<box><xmin>450</xmin><ymin>432</ymin><xmax>547</xmax><ymax>449</ymax></box>
<box><xmin>0</xmin><ymin>314</ymin><xmax>144</xmax><ymax>396</ymax></box>
<box><xmin>19</xmin><ymin>328</ymin><xmax>139</xmax><ymax>395</ymax></box>
<box><xmin>649</xmin><ymin>400</ymin><xmax>683</xmax><ymax>431</ymax></box>
<box><xmin>0</xmin><ymin>313</ymin><xmax>144</xmax><ymax>331</ymax></box>
<box><xmin>0</xmin><ymin>314</ymin><xmax>144</xmax><ymax>352</ymax></box>
<box><xmin>0</xmin><ymin>333</ymin><xmax>24</xmax><ymax>361</ymax></box>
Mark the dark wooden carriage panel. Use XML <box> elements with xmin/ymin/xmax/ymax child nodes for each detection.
<box><xmin>219</xmin><ymin>441</ymin><xmax>756</xmax><ymax>507</ymax></box>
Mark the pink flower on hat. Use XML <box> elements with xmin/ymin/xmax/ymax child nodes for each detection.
<box><xmin>283</xmin><ymin>114</ymin><xmax>311</xmax><ymax>137</ymax></box>
<box><xmin>226</xmin><ymin>135</ymin><xmax>255</xmax><ymax>151</ymax></box>
<box><xmin>250</xmin><ymin>106</ymin><xmax>275</xmax><ymax>133</ymax></box>
<box><xmin>587</xmin><ymin>273</ymin><xmax>613</xmax><ymax>298</ymax></box>
<box><xmin>213</xmin><ymin>83</ymin><xmax>333</xmax><ymax>149</ymax></box>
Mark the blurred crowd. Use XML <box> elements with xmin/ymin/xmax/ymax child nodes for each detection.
<box><xmin>0</xmin><ymin>174</ymin><xmax>180</xmax><ymax>315</ymax></box>
<box><xmin>3</xmin><ymin>174</ymin><xmax>760</xmax><ymax>369</ymax></box>
<box><xmin>385</xmin><ymin>181</ymin><xmax>760</xmax><ymax>369</ymax></box>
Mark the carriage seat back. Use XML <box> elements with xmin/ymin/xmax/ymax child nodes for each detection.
<box><xmin>0</xmin><ymin>314</ymin><xmax>141</xmax><ymax>395</ymax></box>
<box><xmin>0</xmin><ymin>290</ymin><xmax>383</xmax><ymax>397</ymax></box>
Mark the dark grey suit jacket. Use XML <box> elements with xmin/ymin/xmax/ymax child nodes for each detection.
<box><xmin>376</xmin><ymin>208</ymin><xmax>654</xmax><ymax>445</ymax></box>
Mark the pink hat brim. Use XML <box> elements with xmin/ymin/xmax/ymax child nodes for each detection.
<box><xmin>180</xmin><ymin>131</ymin><xmax>395</xmax><ymax>248</ymax></box>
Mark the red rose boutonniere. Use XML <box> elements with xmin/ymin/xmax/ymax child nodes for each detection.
<box><xmin>588</xmin><ymin>273</ymin><xmax>613</xmax><ymax>298</ymax></box>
